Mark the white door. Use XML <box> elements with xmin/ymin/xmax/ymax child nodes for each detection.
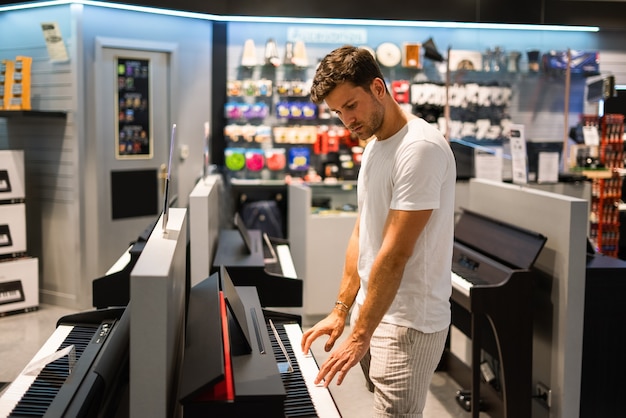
<box><xmin>95</xmin><ymin>44</ymin><xmax>172</xmax><ymax>273</ymax></box>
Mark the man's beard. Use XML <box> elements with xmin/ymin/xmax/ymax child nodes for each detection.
<box><xmin>350</xmin><ymin>101</ymin><xmax>384</xmax><ymax>140</ymax></box>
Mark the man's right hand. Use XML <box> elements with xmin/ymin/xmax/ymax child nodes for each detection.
<box><xmin>301</xmin><ymin>310</ymin><xmax>348</xmax><ymax>354</ymax></box>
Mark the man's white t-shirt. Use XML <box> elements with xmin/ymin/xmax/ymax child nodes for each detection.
<box><xmin>355</xmin><ymin>117</ymin><xmax>456</xmax><ymax>333</ymax></box>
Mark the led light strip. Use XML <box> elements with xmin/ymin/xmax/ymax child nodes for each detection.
<box><xmin>0</xmin><ymin>0</ymin><xmax>600</xmax><ymax>32</ymax></box>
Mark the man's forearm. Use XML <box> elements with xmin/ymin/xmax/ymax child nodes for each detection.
<box><xmin>334</xmin><ymin>219</ymin><xmax>361</xmax><ymax>312</ymax></box>
<box><xmin>350</xmin><ymin>248</ymin><xmax>407</xmax><ymax>340</ymax></box>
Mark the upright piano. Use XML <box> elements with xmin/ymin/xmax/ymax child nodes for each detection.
<box><xmin>0</xmin><ymin>306</ymin><xmax>130</xmax><ymax>417</ymax></box>
<box><xmin>180</xmin><ymin>266</ymin><xmax>341</xmax><ymax>417</ymax></box>
<box><xmin>444</xmin><ymin>209</ymin><xmax>547</xmax><ymax>418</ymax></box>
<box><xmin>212</xmin><ymin>213</ymin><xmax>302</xmax><ymax>308</ymax></box>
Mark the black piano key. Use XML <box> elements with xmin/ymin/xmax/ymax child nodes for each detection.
<box><xmin>8</xmin><ymin>325</ymin><xmax>99</xmax><ymax>418</ymax></box>
<box><xmin>267</xmin><ymin>322</ymin><xmax>319</xmax><ymax>418</ymax></box>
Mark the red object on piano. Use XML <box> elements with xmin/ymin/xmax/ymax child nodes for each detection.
<box><xmin>194</xmin><ymin>291</ymin><xmax>235</xmax><ymax>402</ymax></box>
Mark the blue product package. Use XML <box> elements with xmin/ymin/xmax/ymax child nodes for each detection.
<box><xmin>542</xmin><ymin>50</ymin><xmax>599</xmax><ymax>75</ymax></box>
<box><xmin>288</xmin><ymin>147</ymin><xmax>310</xmax><ymax>171</ymax></box>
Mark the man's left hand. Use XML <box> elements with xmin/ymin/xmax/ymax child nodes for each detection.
<box><xmin>315</xmin><ymin>334</ymin><xmax>369</xmax><ymax>387</ymax></box>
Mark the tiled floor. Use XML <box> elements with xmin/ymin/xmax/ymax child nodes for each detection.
<box><xmin>0</xmin><ymin>304</ymin><xmax>489</xmax><ymax>417</ymax></box>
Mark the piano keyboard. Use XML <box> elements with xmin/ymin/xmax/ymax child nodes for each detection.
<box><xmin>451</xmin><ymin>271</ymin><xmax>472</xmax><ymax>298</ymax></box>
<box><xmin>0</xmin><ymin>281</ymin><xmax>25</xmax><ymax>306</ymax></box>
<box><xmin>0</xmin><ymin>291</ymin><xmax>22</xmax><ymax>305</ymax></box>
<box><xmin>276</xmin><ymin>245</ymin><xmax>297</xmax><ymax>279</ymax></box>
<box><xmin>268</xmin><ymin>322</ymin><xmax>341</xmax><ymax>418</ymax></box>
<box><xmin>0</xmin><ymin>324</ymin><xmax>97</xmax><ymax>417</ymax></box>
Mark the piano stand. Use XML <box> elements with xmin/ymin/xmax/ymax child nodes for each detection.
<box><xmin>455</xmin><ymin>389</ymin><xmax>484</xmax><ymax>412</ymax></box>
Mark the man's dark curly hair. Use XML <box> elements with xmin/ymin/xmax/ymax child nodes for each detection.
<box><xmin>310</xmin><ymin>45</ymin><xmax>387</xmax><ymax>104</ymax></box>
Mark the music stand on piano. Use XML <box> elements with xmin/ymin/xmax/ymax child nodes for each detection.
<box><xmin>179</xmin><ymin>266</ymin><xmax>342</xmax><ymax>418</ymax></box>
<box><xmin>179</xmin><ymin>267</ymin><xmax>286</xmax><ymax>416</ymax></box>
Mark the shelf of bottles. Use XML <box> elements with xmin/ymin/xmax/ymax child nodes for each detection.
<box><xmin>587</xmin><ymin>113</ymin><xmax>624</xmax><ymax>257</ymax></box>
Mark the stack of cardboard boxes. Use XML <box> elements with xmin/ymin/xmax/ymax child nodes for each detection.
<box><xmin>0</xmin><ymin>150</ymin><xmax>38</xmax><ymax>315</ymax></box>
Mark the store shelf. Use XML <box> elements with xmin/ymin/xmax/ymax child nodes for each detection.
<box><xmin>230</xmin><ymin>178</ymin><xmax>286</xmax><ymax>186</ymax></box>
<box><xmin>0</xmin><ymin>110</ymin><xmax>67</xmax><ymax>119</ymax></box>
<box><xmin>308</xmin><ymin>180</ymin><xmax>357</xmax><ymax>188</ymax></box>
<box><xmin>582</xmin><ymin>169</ymin><xmax>614</xmax><ymax>179</ymax></box>
<box><xmin>587</xmin><ymin>113</ymin><xmax>624</xmax><ymax>258</ymax></box>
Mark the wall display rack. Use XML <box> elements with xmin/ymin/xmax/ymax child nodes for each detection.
<box><xmin>219</xmin><ymin>31</ymin><xmax>601</xmax><ymax>188</ymax></box>
<box><xmin>220</xmin><ymin>38</ymin><xmax>544</xmax><ymax>185</ymax></box>
<box><xmin>0</xmin><ymin>110</ymin><xmax>67</xmax><ymax>119</ymax></box>
<box><xmin>223</xmin><ymin>53</ymin><xmax>363</xmax><ymax>184</ymax></box>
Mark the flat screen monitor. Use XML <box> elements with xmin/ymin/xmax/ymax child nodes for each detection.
<box><xmin>602</xmin><ymin>86</ymin><xmax>626</xmax><ymax>116</ymax></box>
<box><xmin>526</xmin><ymin>141</ymin><xmax>563</xmax><ymax>180</ymax></box>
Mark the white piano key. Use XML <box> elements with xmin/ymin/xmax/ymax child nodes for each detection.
<box><xmin>0</xmin><ymin>325</ymin><xmax>73</xmax><ymax>417</ymax></box>
<box><xmin>283</xmin><ymin>323</ymin><xmax>341</xmax><ymax>418</ymax></box>
<box><xmin>0</xmin><ymin>290</ymin><xmax>22</xmax><ymax>304</ymax></box>
<box><xmin>451</xmin><ymin>271</ymin><xmax>472</xmax><ymax>298</ymax></box>
<box><xmin>276</xmin><ymin>244</ymin><xmax>297</xmax><ymax>279</ymax></box>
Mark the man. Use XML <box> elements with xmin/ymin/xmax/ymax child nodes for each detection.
<box><xmin>301</xmin><ymin>45</ymin><xmax>456</xmax><ymax>417</ymax></box>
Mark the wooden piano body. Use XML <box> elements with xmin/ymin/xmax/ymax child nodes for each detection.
<box><xmin>443</xmin><ymin>208</ymin><xmax>547</xmax><ymax>418</ymax></box>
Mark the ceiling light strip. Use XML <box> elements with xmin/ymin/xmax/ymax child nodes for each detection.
<box><xmin>0</xmin><ymin>0</ymin><xmax>600</xmax><ymax>32</ymax></box>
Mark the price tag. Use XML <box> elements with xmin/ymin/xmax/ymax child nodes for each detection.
<box><xmin>582</xmin><ymin>125</ymin><xmax>600</xmax><ymax>146</ymax></box>
<box><xmin>509</xmin><ymin>124</ymin><xmax>528</xmax><ymax>185</ymax></box>
<box><xmin>41</xmin><ymin>22</ymin><xmax>69</xmax><ymax>62</ymax></box>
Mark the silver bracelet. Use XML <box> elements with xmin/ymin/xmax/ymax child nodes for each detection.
<box><xmin>335</xmin><ymin>300</ymin><xmax>350</xmax><ymax>312</ymax></box>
